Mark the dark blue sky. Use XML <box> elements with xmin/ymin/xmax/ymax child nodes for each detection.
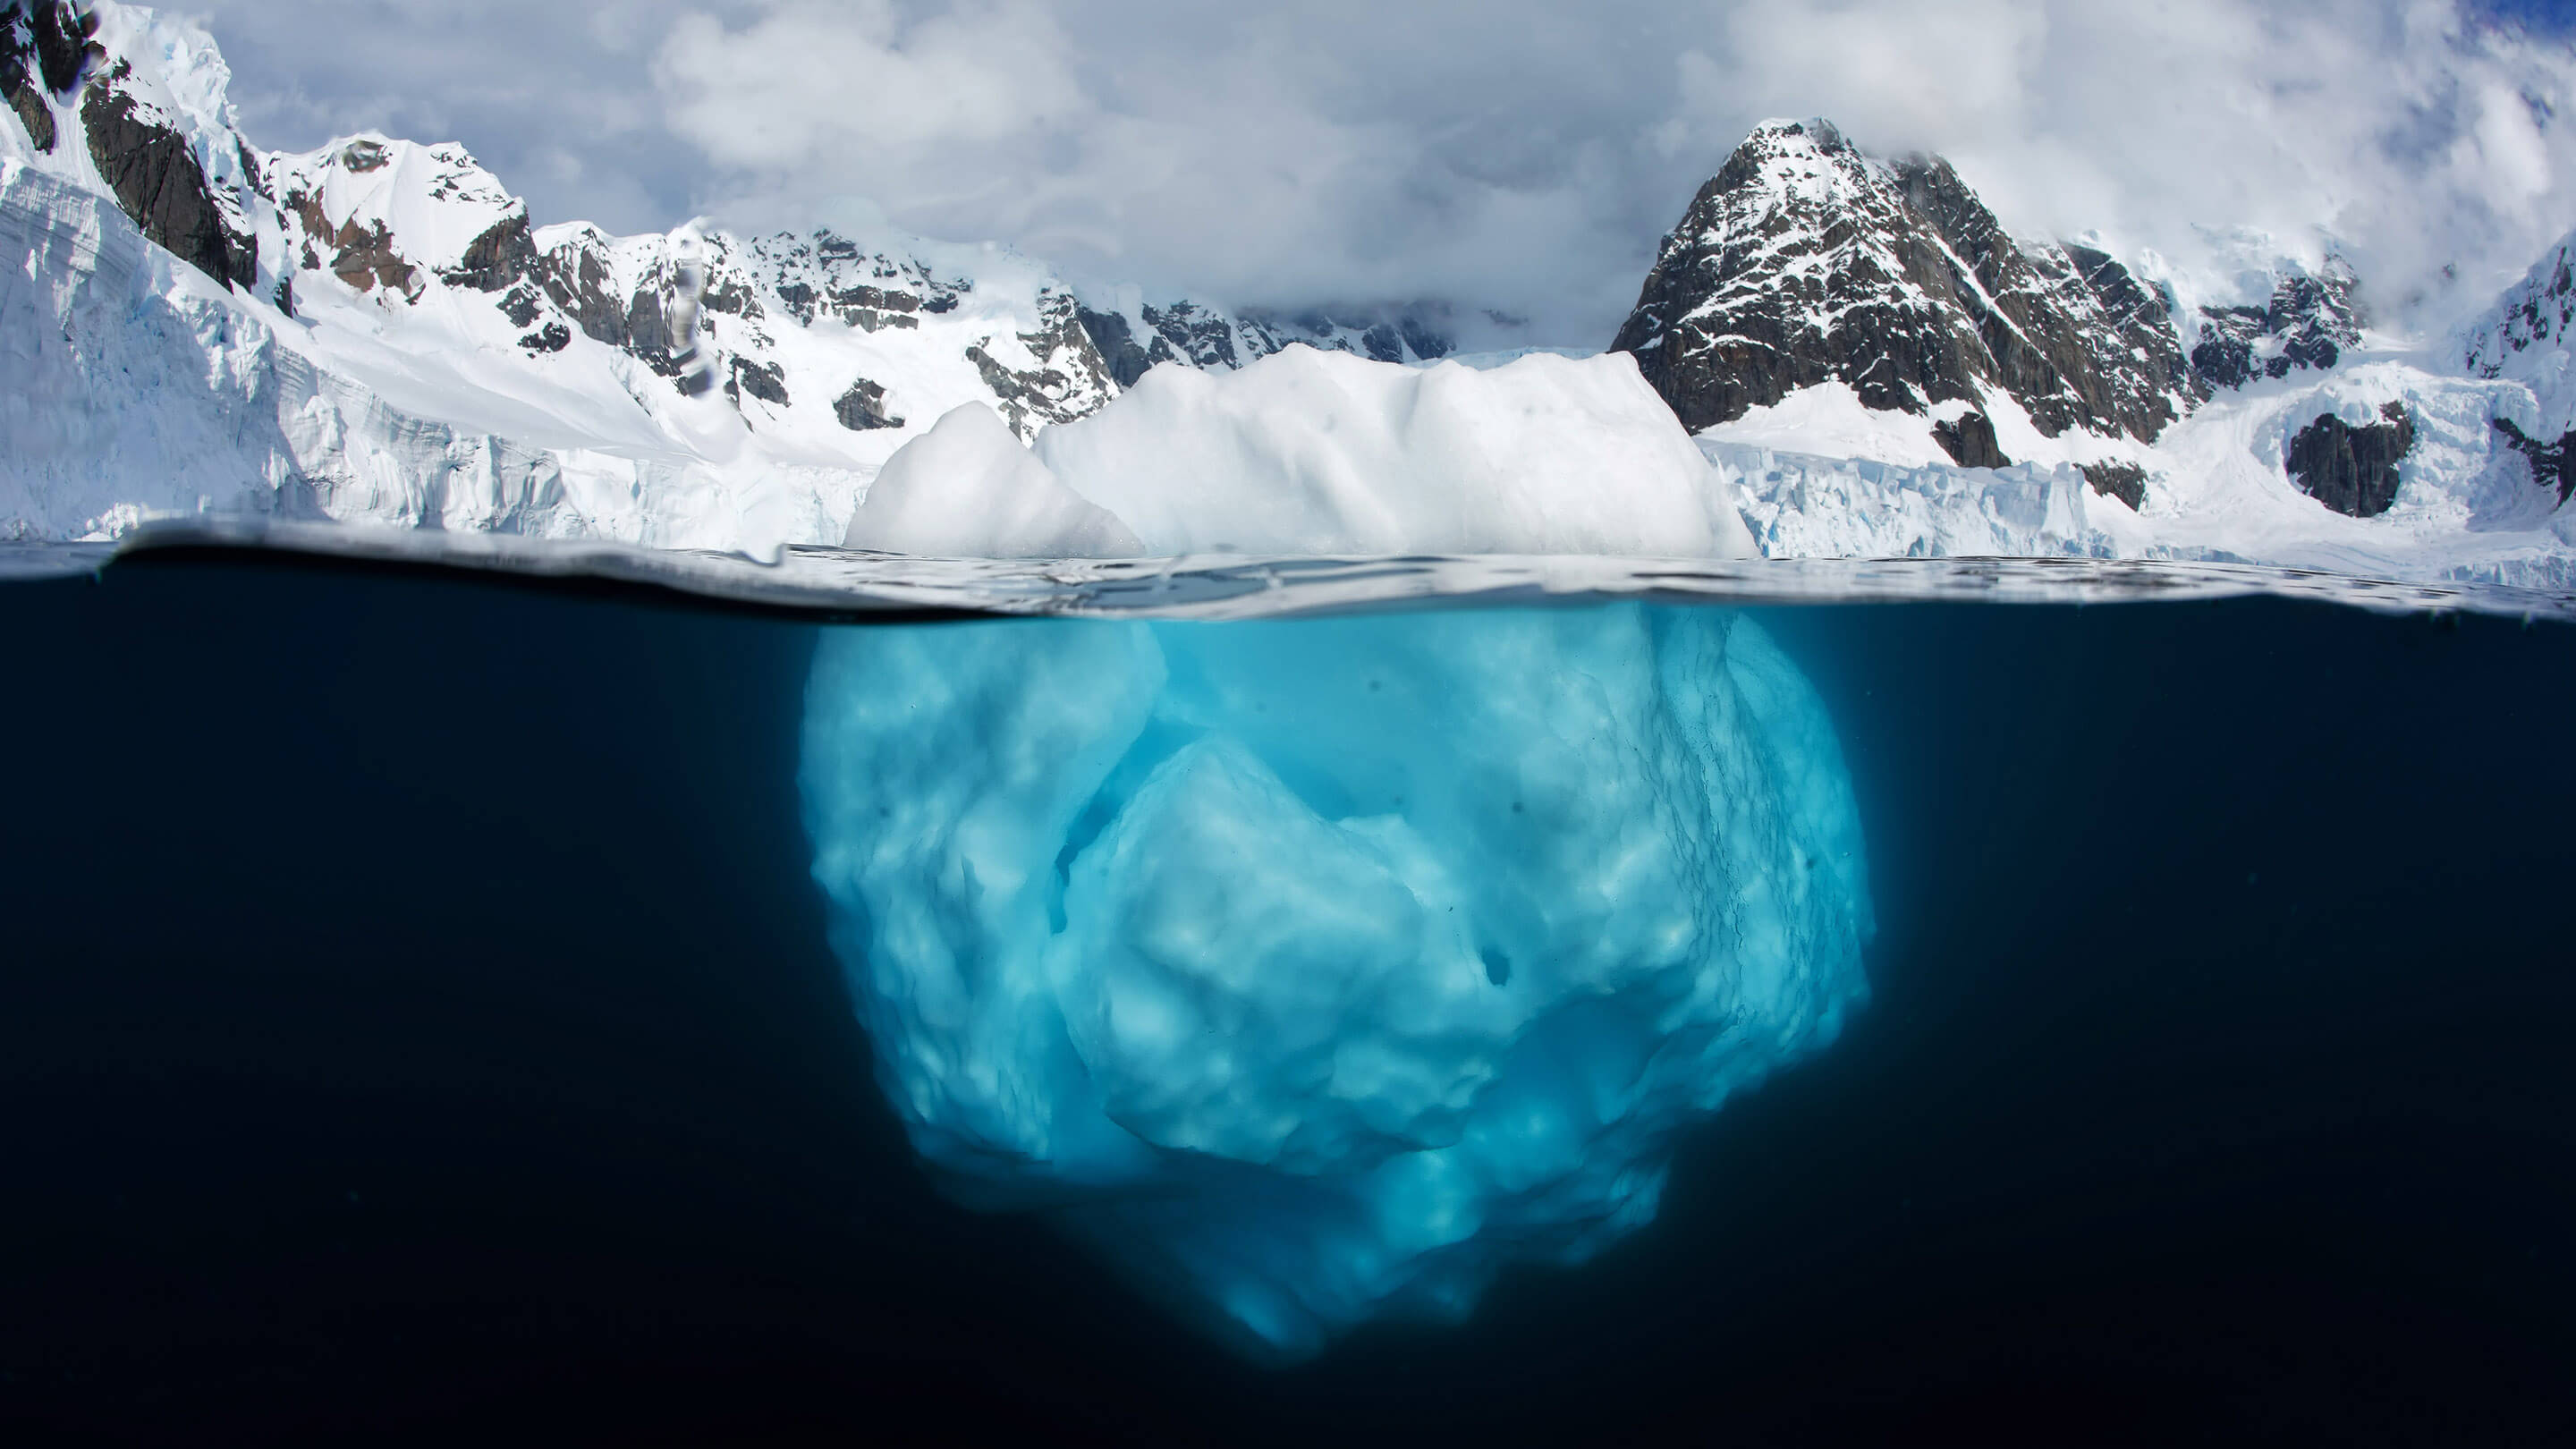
<box><xmin>2484</xmin><ymin>0</ymin><xmax>2576</xmax><ymax>30</ymax></box>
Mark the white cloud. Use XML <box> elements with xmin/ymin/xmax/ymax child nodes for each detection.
<box><xmin>1699</xmin><ymin>0</ymin><xmax>2048</xmax><ymax>147</ymax></box>
<box><xmin>179</xmin><ymin>0</ymin><xmax>2576</xmax><ymax>344</ymax></box>
<box><xmin>657</xmin><ymin>1</ymin><xmax>1089</xmax><ymax>173</ymax></box>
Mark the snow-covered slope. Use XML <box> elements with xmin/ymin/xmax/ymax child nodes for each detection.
<box><xmin>4</xmin><ymin>0</ymin><xmax>1453</xmax><ymax>553</ymax></box>
<box><xmin>1621</xmin><ymin>117</ymin><xmax>2576</xmax><ymax>588</ymax></box>
<box><xmin>9</xmin><ymin>8</ymin><xmax>2576</xmax><ymax>583</ymax></box>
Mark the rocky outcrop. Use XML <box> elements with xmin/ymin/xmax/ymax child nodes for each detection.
<box><xmin>534</xmin><ymin>229</ymin><xmax>709</xmax><ymax>391</ymax></box>
<box><xmin>1932</xmin><ymin>411</ymin><xmax>2009</xmax><ymax>469</ymax></box>
<box><xmin>2492</xmin><ymin>418</ymin><xmax>2576</xmax><ymax>505</ymax></box>
<box><xmin>268</xmin><ymin>138</ymin><xmax>537</xmax><ymax>309</ymax></box>
<box><xmin>834</xmin><ymin>377</ymin><xmax>902</xmax><ymax>431</ymax></box>
<box><xmin>2067</xmin><ymin>243</ymin><xmax>2192</xmax><ymax>393</ymax></box>
<box><xmin>758</xmin><ymin>233</ymin><xmax>962</xmax><ymax>331</ymax></box>
<box><xmin>1077</xmin><ymin>305</ymin><xmax>1158</xmax><ymax>387</ymax></box>
<box><xmin>2190</xmin><ymin>263</ymin><xmax>2361</xmax><ymax>393</ymax></box>
<box><xmin>1079</xmin><ymin>301</ymin><xmax>1252</xmax><ymax>386</ymax></box>
<box><xmin>1245</xmin><ymin>304</ymin><xmax>1454</xmax><ymax>365</ymax></box>
<box><xmin>77</xmin><ymin>60</ymin><xmax>255</xmax><ymax>291</ymax></box>
<box><xmin>4</xmin><ymin>77</ymin><xmax>46</xmax><ymax>150</ymax></box>
<box><xmin>965</xmin><ymin>290</ymin><xmax>1118</xmax><ymax>439</ymax></box>
<box><xmin>2080</xmin><ymin>461</ymin><xmax>2149</xmax><ymax>511</ymax></box>
<box><xmin>289</xmin><ymin>195</ymin><xmax>417</xmax><ymax>298</ymax></box>
<box><xmin>1076</xmin><ymin>298</ymin><xmax>1453</xmax><ymax>389</ymax></box>
<box><xmin>2286</xmin><ymin>402</ymin><xmax>2413</xmax><ymax>518</ymax></box>
<box><xmin>441</xmin><ymin>215</ymin><xmax>535</xmax><ymax>293</ymax></box>
<box><xmin>518</xmin><ymin>222</ymin><xmax>1122</xmax><ymax>427</ymax></box>
<box><xmin>1891</xmin><ymin>157</ymin><xmax>2190</xmax><ymax>440</ymax></box>
<box><xmin>3</xmin><ymin>0</ymin><xmax>99</xmax><ymax>149</ymax></box>
<box><xmin>534</xmin><ymin>233</ymin><xmax>630</xmax><ymax>345</ymax></box>
<box><xmin>2</xmin><ymin>3</ymin><xmax>81</xmax><ymax>151</ymax></box>
<box><xmin>724</xmin><ymin>356</ymin><xmax>787</xmax><ymax>408</ymax></box>
<box><xmin>21</xmin><ymin>0</ymin><xmax>94</xmax><ymax>92</ymax></box>
<box><xmin>1612</xmin><ymin>120</ymin><xmax>2190</xmax><ymax>444</ymax></box>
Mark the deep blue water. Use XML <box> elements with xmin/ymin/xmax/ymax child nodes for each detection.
<box><xmin>2</xmin><ymin>554</ymin><xmax>2572</xmax><ymax>1445</ymax></box>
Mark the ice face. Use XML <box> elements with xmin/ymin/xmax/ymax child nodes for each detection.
<box><xmin>799</xmin><ymin>606</ymin><xmax>1873</xmax><ymax>1360</ymax></box>
<box><xmin>842</xmin><ymin>401</ymin><xmax>1142</xmax><ymax>558</ymax></box>
<box><xmin>839</xmin><ymin>348</ymin><xmax>1758</xmax><ymax>559</ymax></box>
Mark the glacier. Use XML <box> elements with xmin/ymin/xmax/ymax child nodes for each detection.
<box><xmin>799</xmin><ymin>605</ymin><xmax>1873</xmax><ymax>1360</ymax></box>
<box><xmin>1705</xmin><ymin>356</ymin><xmax>2576</xmax><ymax>588</ymax></box>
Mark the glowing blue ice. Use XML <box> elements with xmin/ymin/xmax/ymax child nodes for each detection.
<box><xmin>800</xmin><ymin>606</ymin><xmax>1873</xmax><ymax>1360</ymax></box>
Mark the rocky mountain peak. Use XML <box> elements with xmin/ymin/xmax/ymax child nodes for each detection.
<box><xmin>2464</xmin><ymin>227</ymin><xmax>2576</xmax><ymax>387</ymax></box>
<box><xmin>1712</xmin><ymin>116</ymin><xmax>1868</xmax><ymax>204</ymax></box>
<box><xmin>1612</xmin><ymin>118</ymin><xmax>2194</xmax><ymax>462</ymax></box>
<box><xmin>2188</xmin><ymin>256</ymin><xmax>2361</xmax><ymax>392</ymax></box>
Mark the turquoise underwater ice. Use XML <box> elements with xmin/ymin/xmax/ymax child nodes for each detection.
<box><xmin>799</xmin><ymin>606</ymin><xmax>1874</xmax><ymax>1360</ymax></box>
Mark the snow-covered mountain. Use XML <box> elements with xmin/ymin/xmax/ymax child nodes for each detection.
<box><xmin>1076</xmin><ymin>294</ymin><xmax>1453</xmax><ymax>388</ymax></box>
<box><xmin>1607</xmin><ymin>119</ymin><xmax>2378</xmax><ymax>480</ymax></box>
<box><xmin>1610</xmin><ymin>121</ymin><xmax>2195</xmax><ymax>467</ymax></box>
<box><xmin>1614</xmin><ymin>117</ymin><xmax>2576</xmax><ymax>588</ymax></box>
<box><xmin>7</xmin><ymin>4</ymin><xmax>2576</xmax><ymax>587</ymax></box>
<box><xmin>0</xmin><ymin>0</ymin><xmax>1453</xmax><ymax>551</ymax></box>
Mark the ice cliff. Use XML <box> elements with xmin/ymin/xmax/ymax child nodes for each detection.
<box><xmin>800</xmin><ymin>605</ymin><xmax>1873</xmax><ymax>1360</ymax></box>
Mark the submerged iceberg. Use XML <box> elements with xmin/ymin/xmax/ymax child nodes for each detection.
<box><xmin>800</xmin><ymin>606</ymin><xmax>1871</xmax><ymax>1360</ymax></box>
<box><xmin>842</xmin><ymin>347</ymin><xmax>1758</xmax><ymax>558</ymax></box>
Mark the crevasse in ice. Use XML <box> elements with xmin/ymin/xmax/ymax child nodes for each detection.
<box><xmin>799</xmin><ymin>606</ymin><xmax>1873</xmax><ymax>1360</ymax></box>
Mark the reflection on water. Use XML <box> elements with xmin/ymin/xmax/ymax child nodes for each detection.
<box><xmin>800</xmin><ymin>606</ymin><xmax>1871</xmax><ymax>1359</ymax></box>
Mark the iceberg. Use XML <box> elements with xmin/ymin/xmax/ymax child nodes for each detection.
<box><xmin>842</xmin><ymin>402</ymin><xmax>1142</xmax><ymax>559</ymax></box>
<box><xmin>840</xmin><ymin>346</ymin><xmax>1758</xmax><ymax>558</ymax></box>
<box><xmin>799</xmin><ymin>604</ymin><xmax>1873</xmax><ymax>1360</ymax></box>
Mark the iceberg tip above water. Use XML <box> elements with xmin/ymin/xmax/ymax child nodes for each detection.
<box><xmin>841</xmin><ymin>348</ymin><xmax>1758</xmax><ymax>561</ymax></box>
<box><xmin>799</xmin><ymin>604</ymin><xmax>1872</xmax><ymax>1360</ymax></box>
<box><xmin>842</xmin><ymin>402</ymin><xmax>1143</xmax><ymax>559</ymax></box>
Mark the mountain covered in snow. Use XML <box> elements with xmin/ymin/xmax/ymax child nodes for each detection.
<box><xmin>0</xmin><ymin>0</ymin><xmax>1453</xmax><ymax>552</ymax></box>
<box><xmin>1608</xmin><ymin>118</ymin><xmax>2368</xmax><ymax>487</ymax></box>
<box><xmin>6</xmin><ymin>1</ymin><xmax>2576</xmax><ymax>587</ymax></box>
<box><xmin>1612</xmin><ymin>120</ymin><xmax>2194</xmax><ymax>465</ymax></box>
<box><xmin>1609</xmin><ymin>117</ymin><xmax>2575</xmax><ymax>587</ymax></box>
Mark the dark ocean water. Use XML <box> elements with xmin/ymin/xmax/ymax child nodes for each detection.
<box><xmin>3</xmin><ymin>553</ymin><xmax>2572</xmax><ymax>1446</ymax></box>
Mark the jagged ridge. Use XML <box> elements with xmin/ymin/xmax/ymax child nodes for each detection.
<box><xmin>1612</xmin><ymin>118</ymin><xmax>2366</xmax><ymax>471</ymax></box>
<box><xmin>2</xmin><ymin>1</ymin><xmax>1455</xmax><ymax>549</ymax></box>
<box><xmin>1609</xmin><ymin>120</ymin><xmax>2192</xmax><ymax>453</ymax></box>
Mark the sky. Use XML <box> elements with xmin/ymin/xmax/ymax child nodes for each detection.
<box><xmin>180</xmin><ymin>0</ymin><xmax>2576</xmax><ymax>347</ymax></box>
